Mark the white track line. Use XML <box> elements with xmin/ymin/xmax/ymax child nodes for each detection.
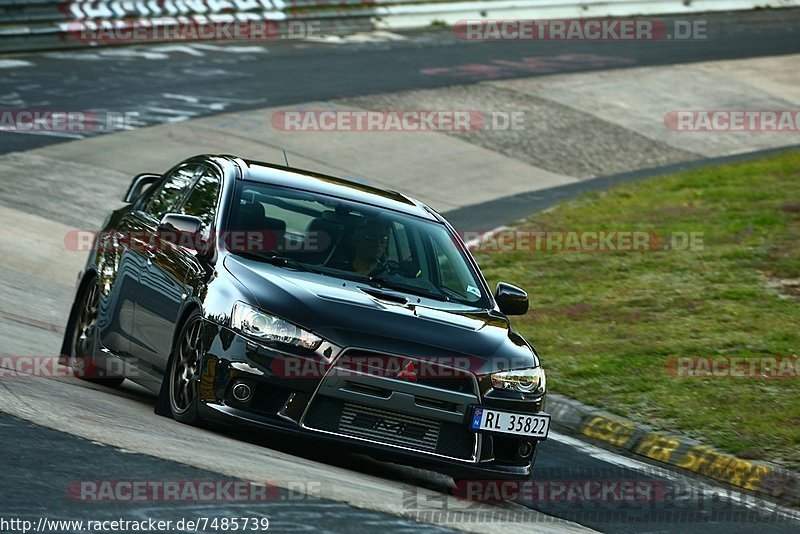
<box><xmin>0</xmin><ymin>59</ymin><xmax>34</xmax><ymax>69</ymax></box>
<box><xmin>0</xmin><ymin>129</ymin><xmax>85</xmax><ymax>139</ymax></box>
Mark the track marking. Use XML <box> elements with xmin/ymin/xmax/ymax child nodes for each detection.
<box><xmin>549</xmin><ymin>430</ymin><xmax>800</xmax><ymax>522</ymax></box>
<box><xmin>42</xmin><ymin>52</ymin><xmax>104</xmax><ymax>61</ymax></box>
<box><xmin>42</xmin><ymin>44</ymin><xmax>267</xmax><ymax>63</ymax></box>
<box><xmin>0</xmin><ymin>129</ymin><xmax>85</xmax><ymax>139</ymax></box>
<box><xmin>97</xmin><ymin>49</ymin><xmax>171</xmax><ymax>60</ymax></box>
<box><xmin>0</xmin><ymin>310</ymin><xmax>64</xmax><ymax>334</ymax></box>
<box><xmin>304</xmin><ymin>31</ymin><xmax>408</xmax><ymax>45</ymax></box>
<box><xmin>0</xmin><ymin>92</ymin><xmax>26</xmax><ymax>105</ymax></box>
<box><xmin>148</xmin><ymin>44</ymin><xmax>207</xmax><ymax>56</ymax></box>
<box><xmin>0</xmin><ymin>60</ymin><xmax>34</xmax><ymax>69</ymax></box>
<box><xmin>161</xmin><ymin>93</ymin><xmax>250</xmax><ymax>111</ymax></box>
<box><xmin>188</xmin><ymin>44</ymin><xmax>268</xmax><ymax>53</ymax></box>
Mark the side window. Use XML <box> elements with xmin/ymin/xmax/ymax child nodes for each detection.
<box><xmin>430</xmin><ymin>235</ymin><xmax>482</xmax><ymax>302</ymax></box>
<box><xmin>179</xmin><ymin>171</ymin><xmax>221</xmax><ymax>236</ymax></box>
<box><xmin>408</xmin><ymin>227</ymin><xmax>431</xmax><ymax>281</ymax></box>
<box><xmin>142</xmin><ymin>165</ymin><xmax>201</xmax><ymax>220</ymax></box>
<box><xmin>385</xmin><ymin>222</ymin><xmax>411</xmax><ymax>264</ymax></box>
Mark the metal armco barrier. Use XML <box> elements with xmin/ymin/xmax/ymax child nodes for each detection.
<box><xmin>1</xmin><ymin>0</ymin><xmax>798</xmax><ymax>52</ymax></box>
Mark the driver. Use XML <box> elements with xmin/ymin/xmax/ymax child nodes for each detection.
<box><xmin>329</xmin><ymin>218</ymin><xmax>390</xmax><ymax>275</ymax></box>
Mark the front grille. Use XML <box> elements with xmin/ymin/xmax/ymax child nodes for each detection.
<box><xmin>436</xmin><ymin>421</ymin><xmax>477</xmax><ymax>459</ymax></box>
<box><xmin>337</xmin><ymin>351</ymin><xmax>477</xmax><ymax>394</ymax></box>
<box><xmin>304</xmin><ymin>398</ymin><xmax>475</xmax><ymax>460</ymax></box>
<box><xmin>303</xmin><ymin>395</ymin><xmax>344</xmax><ymax>432</ymax></box>
<box><xmin>414</xmin><ymin>375</ymin><xmax>474</xmax><ymax>393</ymax></box>
<box><xmin>340</xmin><ymin>403</ymin><xmax>439</xmax><ymax>452</ymax></box>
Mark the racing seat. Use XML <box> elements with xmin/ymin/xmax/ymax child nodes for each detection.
<box><xmin>304</xmin><ymin>213</ymin><xmax>345</xmax><ymax>265</ymax></box>
<box><xmin>233</xmin><ymin>201</ymin><xmax>286</xmax><ymax>253</ymax></box>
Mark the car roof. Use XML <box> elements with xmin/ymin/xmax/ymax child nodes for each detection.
<box><xmin>222</xmin><ymin>156</ymin><xmax>440</xmax><ymax>222</ymax></box>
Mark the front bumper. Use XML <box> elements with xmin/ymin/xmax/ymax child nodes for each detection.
<box><xmin>197</xmin><ymin>323</ymin><xmax>547</xmax><ymax>479</ymax></box>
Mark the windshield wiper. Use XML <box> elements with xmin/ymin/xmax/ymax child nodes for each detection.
<box><xmin>367</xmin><ymin>276</ymin><xmax>450</xmax><ymax>302</ymax></box>
<box><xmin>248</xmin><ymin>252</ymin><xmax>321</xmax><ymax>274</ymax></box>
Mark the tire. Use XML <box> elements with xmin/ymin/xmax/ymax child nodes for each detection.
<box><xmin>68</xmin><ymin>277</ymin><xmax>124</xmax><ymax>388</ymax></box>
<box><xmin>165</xmin><ymin>311</ymin><xmax>204</xmax><ymax>425</ymax></box>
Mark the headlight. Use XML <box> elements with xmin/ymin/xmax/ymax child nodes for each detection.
<box><xmin>231</xmin><ymin>302</ymin><xmax>322</xmax><ymax>350</ymax></box>
<box><xmin>491</xmin><ymin>367</ymin><xmax>546</xmax><ymax>394</ymax></box>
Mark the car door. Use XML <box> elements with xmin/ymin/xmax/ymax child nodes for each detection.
<box><xmin>95</xmin><ymin>207</ymin><xmax>148</xmax><ymax>358</ymax></box>
<box><xmin>127</xmin><ymin>163</ymin><xmax>204</xmax><ymax>370</ymax></box>
<box><xmin>156</xmin><ymin>166</ymin><xmax>223</xmax><ymax>357</ymax></box>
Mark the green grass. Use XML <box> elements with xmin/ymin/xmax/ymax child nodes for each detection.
<box><xmin>475</xmin><ymin>150</ymin><xmax>800</xmax><ymax>469</ymax></box>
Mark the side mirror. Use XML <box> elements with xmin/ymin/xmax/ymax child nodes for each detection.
<box><xmin>158</xmin><ymin>213</ymin><xmax>203</xmax><ymax>248</ymax></box>
<box><xmin>495</xmin><ymin>282</ymin><xmax>528</xmax><ymax>316</ymax></box>
<box><xmin>123</xmin><ymin>173</ymin><xmax>160</xmax><ymax>204</ymax></box>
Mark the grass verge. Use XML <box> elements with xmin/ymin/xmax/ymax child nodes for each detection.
<box><xmin>475</xmin><ymin>150</ymin><xmax>800</xmax><ymax>470</ymax></box>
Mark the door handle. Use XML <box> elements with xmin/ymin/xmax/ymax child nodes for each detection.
<box><xmin>131</xmin><ymin>235</ymin><xmax>157</xmax><ymax>263</ymax></box>
<box><xmin>113</xmin><ymin>231</ymin><xmax>126</xmax><ymax>250</ymax></box>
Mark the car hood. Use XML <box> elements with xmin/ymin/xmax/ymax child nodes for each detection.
<box><xmin>223</xmin><ymin>255</ymin><xmax>538</xmax><ymax>374</ymax></box>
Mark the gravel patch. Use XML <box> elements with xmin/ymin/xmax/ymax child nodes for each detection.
<box><xmin>340</xmin><ymin>83</ymin><xmax>698</xmax><ymax>179</ymax></box>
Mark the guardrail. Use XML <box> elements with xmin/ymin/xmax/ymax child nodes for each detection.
<box><xmin>1</xmin><ymin>0</ymin><xmax>798</xmax><ymax>53</ymax></box>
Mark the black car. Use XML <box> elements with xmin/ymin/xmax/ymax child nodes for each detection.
<box><xmin>61</xmin><ymin>155</ymin><xmax>549</xmax><ymax>480</ymax></box>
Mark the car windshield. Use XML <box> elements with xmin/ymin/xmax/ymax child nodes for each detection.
<box><xmin>226</xmin><ymin>181</ymin><xmax>488</xmax><ymax>307</ymax></box>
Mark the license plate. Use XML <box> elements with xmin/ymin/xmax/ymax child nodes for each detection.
<box><xmin>469</xmin><ymin>407</ymin><xmax>550</xmax><ymax>439</ymax></box>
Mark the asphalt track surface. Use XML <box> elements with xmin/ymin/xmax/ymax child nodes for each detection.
<box><xmin>2</xmin><ymin>9</ymin><xmax>800</xmax><ymax>155</ymax></box>
<box><xmin>2</xmin><ymin>8</ymin><xmax>800</xmax><ymax>534</ymax></box>
<box><xmin>0</xmin><ymin>411</ymin><xmax>457</xmax><ymax>533</ymax></box>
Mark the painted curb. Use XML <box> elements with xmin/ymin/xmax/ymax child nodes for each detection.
<box><xmin>547</xmin><ymin>393</ymin><xmax>800</xmax><ymax>506</ymax></box>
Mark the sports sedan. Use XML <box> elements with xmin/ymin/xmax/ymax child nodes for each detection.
<box><xmin>61</xmin><ymin>155</ymin><xmax>549</xmax><ymax>480</ymax></box>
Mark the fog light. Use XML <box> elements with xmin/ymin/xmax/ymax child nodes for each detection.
<box><xmin>518</xmin><ymin>441</ymin><xmax>534</xmax><ymax>458</ymax></box>
<box><xmin>232</xmin><ymin>381</ymin><xmax>253</xmax><ymax>402</ymax></box>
